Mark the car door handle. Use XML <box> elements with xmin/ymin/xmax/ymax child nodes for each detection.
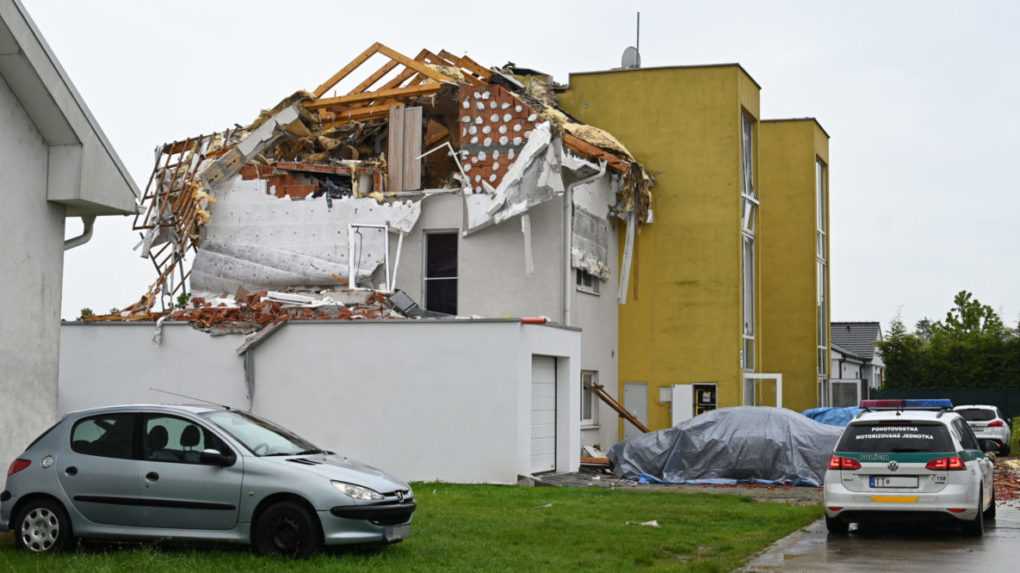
<box><xmin>145</xmin><ymin>472</ymin><xmax>160</xmax><ymax>482</ymax></box>
<box><xmin>65</xmin><ymin>466</ymin><xmax>77</xmax><ymax>476</ymax></box>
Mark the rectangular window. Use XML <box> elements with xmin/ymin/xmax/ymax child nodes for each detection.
<box><xmin>576</xmin><ymin>269</ymin><xmax>600</xmax><ymax>295</ymax></box>
<box><xmin>143</xmin><ymin>414</ymin><xmax>231</xmax><ymax>464</ymax></box>
<box><xmin>816</xmin><ymin>159</ymin><xmax>828</xmax><ymax>377</ymax></box>
<box><xmin>425</xmin><ymin>232</ymin><xmax>458</xmax><ymax>315</ymax></box>
<box><xmin>71</xmin><ymin>414</ymin><xmax>136</xmax><ymax>460</ymax></box>
<box><xmin>581</xmin><ymin>371</ymin><xmax>598</xmax><ymax>426</ymax></box>
<box><xmin>740</xmin><ymin>111</ymin><xmax>757</xmax><ymax>371</ymax></box>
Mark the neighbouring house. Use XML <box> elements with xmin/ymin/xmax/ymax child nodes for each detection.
<box><xmin>830</xmin><ymin>344</ymin><xmax>867</xmax><ymax>407</ymax></box>
<box><xmin>559</xmin><ymin>65</ymin><xmax>832</xmax><ymax>434</ymax></box>
<box><xmin>0</xmin><ymin>0</ymin><xmax>137</xmax><ymax>465</ymax></box>
<box><xmin>831</xmin><ymin>321</ymin><xmax>885</xmax><ymax>401</ymax></box>
<box><xmin>57</xmin><ymin>44</ymin><xmax>653</xmax><ymax>481</ymax></box>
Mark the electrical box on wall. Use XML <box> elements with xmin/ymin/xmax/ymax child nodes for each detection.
<box><xmin>658</xmin><ymin>387</ymin><xmax>672</xmax><ymax>403</ymax></box>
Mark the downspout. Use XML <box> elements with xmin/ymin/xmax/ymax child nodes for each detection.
<box><xmin>63</xmin><ymin>215</ymin><xmax>96</xmax><ymax>251</ymax></box>
<box><xmin>562</xmin><ymin>161</ymin><xmax>607</xmax><ymax>327</ymax></box>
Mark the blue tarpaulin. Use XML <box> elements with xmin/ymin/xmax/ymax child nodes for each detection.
<box><xmin>802</xmin><ymin>407</ymin><xmax>861</xmax><ymax>427</ymax></box>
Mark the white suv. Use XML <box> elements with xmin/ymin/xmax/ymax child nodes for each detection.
<box><xmin>954</xmin><ymin>405</ymin><xmax>1012</xmax><ymax>456</ymax></box>
<box><xmin>824</xmin><ymin>401</ymin><xmax>996</xmax><ymax>536</ymax></box>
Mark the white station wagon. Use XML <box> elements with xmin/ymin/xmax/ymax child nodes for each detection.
<box><xmin>824</xmin><ymin>399</ymin><xmax>996</xmax><ymax>536</ymax></box>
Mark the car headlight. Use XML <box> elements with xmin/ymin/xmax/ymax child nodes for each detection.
<box><xmin>331</xmin><ymin>481</ymin><xmax>384</xmax><ymax>502</ymax></box>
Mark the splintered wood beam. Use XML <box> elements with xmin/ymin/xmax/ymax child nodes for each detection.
<box><xmin>374</xmin><ymin>43</ymin><xmax>448</xmax><ymax>84</ymax></box>
<box><xmin>348</xmin><ymin>59</ymin><xmax>400</xmax><ymax>95</ymax></box>
<box><xmin>318</xmin><ymin>101</ymin><xmax>400</xmax><ymax>127</ymax></box>
<box><xmin>562</xmin><ymin>133</ymin><xmax>631</xmax><ymax>173</ymax></box>
<box><xmin>591</xmin><ymin>383</ymin><xmax>649</xmax><ymax>433</ymax></box>
<box><xmin>306</xmin><ymin>82</ymin><xmax>441</xmax><ymax>110</ymax></box>
<box><xmin>313</xmin><ymin>42</ymin><xmax>383</xmax><ymax>98</ymax></box>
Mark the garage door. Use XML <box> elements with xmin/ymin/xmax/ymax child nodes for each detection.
<box><xmin>530</xmin><ymin>356</ymin><xmax>557</xmax><ymax>474</ymax></box>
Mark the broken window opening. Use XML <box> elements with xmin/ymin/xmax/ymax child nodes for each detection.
<box><xmin>740</xmin><ymin>110</ymin><xmax>757</xmax><ymax>372</ymax></box>
<box><xmin>576</xmin><ymin>269</ymin><xmax>601</xmax><ymax>295</ymax></box>
<box><xmin>424</xmin><ymin>232</ymin><xmax>458</xmax><ymax>315</ymax></box>
<box><xmin>581</xmin><ymin>370</ymin><xmax>598</xmax><ymax>426</ymax></box>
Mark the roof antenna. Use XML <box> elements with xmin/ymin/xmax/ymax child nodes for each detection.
<box><xmin>149</xmin><ymin>387</ymin><xmax>233</xmax><ymax>410</ymax></box>
<box><xmin>621</xmin><ymin>11</ymin><xmax>642</xmax><ymax>69</ymax></box>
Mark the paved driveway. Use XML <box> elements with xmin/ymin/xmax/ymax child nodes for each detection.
<box><xmin>744</xmin><ymin>505</ymin><xmax>1020</xmax><ymax>572</ymax></box>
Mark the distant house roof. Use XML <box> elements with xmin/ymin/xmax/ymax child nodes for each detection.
<box><xmin>831</xmin><ymin>343</ymin><xmax>865</xmax><ymax>362</ymax></box>
<box><xmin>0</xmin><ymin>0</ymin><xmax>137</xmax><ymax>215</ymax></box>
<box><xmin>831</xmin><ymin>322</ymin><xmax>882</xmax><ymax>362</ymax></box>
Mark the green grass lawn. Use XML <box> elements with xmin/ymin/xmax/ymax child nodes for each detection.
<box><xmin>0</xmin><ymin>484</ymin><xmax>820</xmax><ymax>573</ymax></box>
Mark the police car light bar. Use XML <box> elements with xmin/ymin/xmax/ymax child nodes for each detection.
<box><xmin>859</xmin><ymin>399</ymin><xmax>954</xmax><ymax>410</ymax></box>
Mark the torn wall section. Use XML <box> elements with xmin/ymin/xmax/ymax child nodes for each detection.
<box><xmin>571</xmin><ymin>173</ymin><xmax>617</xmax><ymax>281</ymax></box>
<box><xmin>190</xmin><ymin>175</ymin><xmax>423</xmax><ymax>296</ymax></box>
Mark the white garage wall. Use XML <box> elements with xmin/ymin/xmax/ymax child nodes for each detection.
<box><xmin>59</xmin><ymin>320</ymin><xmax>581</xmax><ymax>484</ymax></box>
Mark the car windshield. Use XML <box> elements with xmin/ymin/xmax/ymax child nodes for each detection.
<box><xmin>837</xmin><ymin>421</ymin><xmax>955</xmax><ymax>453</ymax></box>
<box><xmin>202</xmin><ymin>411</ymin><xmax>321</xmax><ymax>457</ymax></box>
<box><xmin>956</xmin><ymin>408</ymin><xmax>996</xmax><ymax>422</ymax></box>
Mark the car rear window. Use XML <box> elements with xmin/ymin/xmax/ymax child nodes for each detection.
<box><xmin>837</xmin><ymin>422</ymin><xmax>955</xmax><ymax>453</ymax></box>
<box><xmin>956</xmin><ymin>408</ymin><xmax>996</xmax><ymax>422</ymax></box>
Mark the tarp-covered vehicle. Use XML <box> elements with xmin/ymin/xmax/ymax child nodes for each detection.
<box><xmin>608</xmin><ymin>407</ymin><xmax>843</xmax><ymax>486</ymax></box>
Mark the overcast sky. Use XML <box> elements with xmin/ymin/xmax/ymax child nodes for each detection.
<box><xmin>23</xmin><ymin>0</ymin><xmax>1020</xmax><ymax>329</ymax></box>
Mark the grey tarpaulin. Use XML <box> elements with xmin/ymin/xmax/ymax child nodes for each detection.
<box><xmin>608</xmin><ymin>407</ymin><xmax>844</xmax><ymax>486</ymax></box>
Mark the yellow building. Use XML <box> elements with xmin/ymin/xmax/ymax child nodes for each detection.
<box><xmin>560</xmin><ymin>66</ymin><xmax>830</xmax><ymax>436</ymax></box>
<box><xmin>560</xmin><ymin>65</ymin><xmax>770</xmax><ymax>436</ymax></box>
<box><xmin>760</xmin><ymin>119</ymin><xmax>831</xmax><ymax>414</ymax></box>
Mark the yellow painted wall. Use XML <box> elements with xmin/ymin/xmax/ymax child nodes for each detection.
<box><xmin>560</xmin><ymin>66</ymin><xmax>760</xmax><ymax>434</ymax></box>
<box><xmin>760</xmin><ymin>119</ymin><xmax>830</xmax><ymax>413</ymax></box>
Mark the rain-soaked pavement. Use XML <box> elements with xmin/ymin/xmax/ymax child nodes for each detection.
<box><xmin>743</xmin><ymin>504</ymin><xmax>1020</xmax><ymax>572</ymax></box>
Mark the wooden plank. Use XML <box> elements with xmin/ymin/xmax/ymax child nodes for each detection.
<box><xmin>312</xmin><ymin>42</ymin><xmax>382</xmax><ymax>98</ymax></box>
<box><xmin>592</xmin><ymin>384</ymin><xmax>649</xmax><ymax>433</ymax></box>
<box><xmin>562</xmin><ymin>133</ymin><xmax>630</xmax><ymax>173</ymax></box>
<box><xmin>305</xmin><ymin>82</ymin><xmax>441</xmax><ymax>110</ymax></box>
<box><xmin>378</xmin><ymin>50</ymin><xmax>430</xmax><ymax>91</ymax></box>
<box><xmin>317</xmin><ymin>100</ymin><xmax>399</xmax><ymax>125</ymax></box>
<box><xmin>387</xmin><ymin>105</ymin><xmax>405</xmax><ymax>192</ymax></box>
<box><xmin>441</xmin><ymin>50</ymin><xmax>492</xmax><ymax>80</ymax></box>
<box><xmin>402</xmin><ymin>106</ymin><xmax>422</xmax><ymax>191</ymax></box>
<box><xmin>374</xmin><ymin>43</ymin><xmax>449</xmax><ymax>84</ymax></box>
<box><xmin>347</xmin><ymin>59</ymin><xmax>400</xmax><ymax>95</ymax></box>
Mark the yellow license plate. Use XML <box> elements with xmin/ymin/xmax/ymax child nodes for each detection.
<box><xmin>870</xmin><ymin>495</ymin><xmax>919</xmax><ymax>503</ymax></box>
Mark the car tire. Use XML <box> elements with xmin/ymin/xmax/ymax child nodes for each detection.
<box><xmin>253</xmin><ymin>500</ymin><xmax>322</xmax><ymax>558</ymax></box>
<box><xmin>1000</xmin><ymin>445</ymin><xmax>1011</xmax><ymax>457</ymax></box>
<box><xmin>825</xmin><ymin>516</ymin><xmax>849</xmax><ymax>535</ymax></box>
<box><xmin>13</xmin><ymin>498</ymin><xmax>74</xmax><ymax>553</ymax></box>
<box><xmin>962</xmin><ymin>487</ymin><xmax>985</xmax><ymax>537</ymax></box>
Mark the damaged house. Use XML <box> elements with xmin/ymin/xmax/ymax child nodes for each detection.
<box><xmin>59</xmin><ymin>44</ymin><xmax>653</xmax><ymax>483</ymax></box>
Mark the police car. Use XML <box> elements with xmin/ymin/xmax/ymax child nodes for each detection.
<box><xmin>824</xmin><ymin>399</ymin><xmax>996</xmax><ymax>536</ymax></box>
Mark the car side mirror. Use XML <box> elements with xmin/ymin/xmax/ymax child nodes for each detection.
<box><xmin>200</xmin><ymin>448</ymin><xmax>232</xmax><ymax>466</ymax></box>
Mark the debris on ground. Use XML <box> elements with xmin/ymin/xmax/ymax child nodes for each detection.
<box><xmin>608</xmin><ymin>407</ymin><xmax>843</xmax><ymax>487</ymax></box>
<box><xmin>626</xmin><ymin>520</ymin><xmax>660</xmax><ymax>528</ymax></box>
<box><xmin>995</xmin><ymin>458</ymin><xmax>1020</xmax><ymax>508</ymax></box>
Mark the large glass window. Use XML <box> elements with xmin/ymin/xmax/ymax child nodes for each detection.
<box><xmin>425</xmin><ymin>232</ymin><xmax>458</xmax><ymax>315</ymax></box>
<box><xmin>71</xmin><ymin>414</ymin><xmax>136</xmax><ymax>460</ymax></box>
<box><xmin>837</xmin><ymin>422</ymin><xmax>954</xmax><ymax>453</ymax></box>
<box><xmin>740</xmin><ymin>111</ymin><xmax>757</xmax><ymax>371</ymax></box>
<box><xmin>816</xmin><ymin>159</ymin><xmax>828</xmax><ymax>377</ymax></box>
<box><xmin>581</xmin><ymin>370</ymin><xmax>598</xmax><ymax>426</ymax></box>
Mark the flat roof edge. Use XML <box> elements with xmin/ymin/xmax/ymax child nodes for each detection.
<box><xmin>761</xmin><ymin>117</ymin><xmax>830</xmax><ymax>139</ymax></box>
<box><xmin>567</xmin><ymin>63</ymin><xmax>762</xmax><ymax>90</ymax></box>
<box><xmin>62</xmin><ymin>318</ymin><xmax>582</xmax><ymax>332</ymax></box>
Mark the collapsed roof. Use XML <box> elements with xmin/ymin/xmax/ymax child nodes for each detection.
<box><xmin>110</xmin><ymin>43</ymin><xmax>653</xmax><ymax>320</ymax></box>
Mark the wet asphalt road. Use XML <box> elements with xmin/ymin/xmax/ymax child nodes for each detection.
<box><xmin>744</xmin><ymin>505</ymin><xmax>1020</xmax><ymax>572</ymax></box>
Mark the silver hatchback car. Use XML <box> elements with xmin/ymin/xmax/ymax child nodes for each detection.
<box><xmin>1</xmin><ymin>404</ymin><xmax>415</xmax><ymax>557</ymax></box>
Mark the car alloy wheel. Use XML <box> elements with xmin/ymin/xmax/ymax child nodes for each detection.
<box><xmin>20</xmin><ymin>508</ymin><xmax>60</xmax><ymax>553</ymax></box>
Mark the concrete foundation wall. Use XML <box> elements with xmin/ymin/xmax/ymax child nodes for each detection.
<box><xmin>0</xmin><ymin>74</ymin><xmax>64</xmax><ymax>465</ymax></box>
<box><xmin>58</xmin><ymin>321</ymin><xmax>580</xmax><ymax>484</ymax></box>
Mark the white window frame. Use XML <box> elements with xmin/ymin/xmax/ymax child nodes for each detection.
<box><xmin>423</xmin><ymin>229</ymin><xmax>459</xmax><ymax>314</ymax></box>
<box><xmin>347</xmin><ymin>224</ymin><xmax>389</xmax><ymax>290</ymax></box>
<box><xmin>815</xmin><ymin>159</ymin><xmax>828</xmax><ymax>378</ymax></box>
<box><xmin>740</xmin><ymin>111</ymin><xmax>757</xmax><ymax>371</ymax></box>
<box><xmin>829</xmin><ymin>379</ymin><xmax>862</xmax><ymax>408</ymax></box>
<box><xmin>580</xmin><ymin>370</ymin><xmax>599</xmax><ymax>427</ymax></box>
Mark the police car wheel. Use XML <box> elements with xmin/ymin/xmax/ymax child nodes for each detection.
<box><xmin>962</xmin><ymin>487</ymin><xmax>985</xmax><ymax>537</ymax></box>
<box><xmin>984</xmin><ymin>489</ymin><xmax>997</xmax><ymax>520</ymax></box>
<box><xmin>1000</xmin><ymin>444</ymin><xmax>1011</xmax><ymax>457</ymax></box>
<box><xmin>825</xmin><ymin>516</ymin><xmax>849</xmax><ymax>535</ymax></box>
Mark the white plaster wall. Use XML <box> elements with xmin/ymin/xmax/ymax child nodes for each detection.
<box><xmin>58</xmin><ymin>324</ymin><xmax>248</xmax><ymax>413</ymax></box>
<box><xmin>571</xmin><ymin>176</ymin><xmax>622</xmax><ymax>451</ymax></box>
<box><xmin>391</xmin><ymin>192</ymin><xmax>565</xmax><ymax>319</ymax></box>
<box><xmin>0</xmin><ymin>74</ymin><xmax>64</xmax><ymax>465</ymax></box>
<box><xmin>58</xmin><ymin>321</ymin><xmax>582</xmax><ymax>484</ymax></box>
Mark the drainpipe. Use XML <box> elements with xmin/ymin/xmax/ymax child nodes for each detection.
<box><xmin>562</xmin><ymin>161</ymin><xmax>608</xmax><ymax>327</ymax></box>
<box><xmin>63</xmin><ymin>215</ymin><xmax>96</xmax><ymax>251</ymax></box>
